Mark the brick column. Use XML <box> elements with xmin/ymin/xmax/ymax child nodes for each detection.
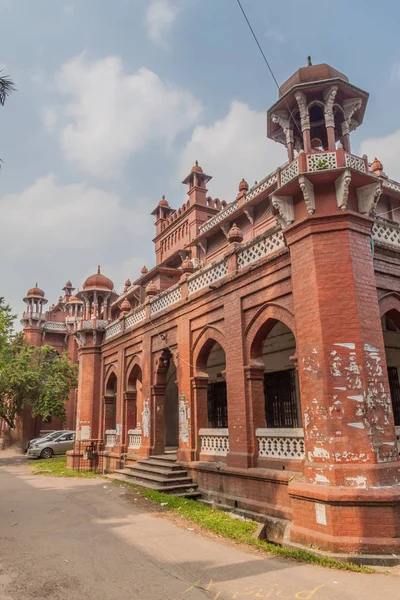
<box><xmin>123</xmin><ymin>391</ymin><xmax>137</xmax><ymax>449</ymax></box>
<box><xmin>150</xmin><ymin>383</ymin><xmax>166</xmax><ymax>455</ymax></box>
<box><xmin>103</xmin><ymin>395</ymin><xmax>115</xmax><ymax>431</ymax></box>
<box><xmin>285</xmin><ymin>210</ymin><xmax>400</xmax><ymax>554</ymax></box>
<box><xmin>244</xmin><ymin>364</ymin><xmax>266</xmax><ymax>462</ymax></box>
<box><xmin>191</xmin><ymin>375</ymin><xmax>209</xmax><ymax>460</ymax></box>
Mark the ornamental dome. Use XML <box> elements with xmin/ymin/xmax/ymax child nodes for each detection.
<box><xmin>124</xmin><ymin>278</ymin><xmax>131</xmax><ymax>288</ymax></box>
<box><xmin>83</xmin><ymin>266</ymin><xmax>114</xmax><ymax>291</ymax></box>
<box><xmin>279</xmin><ymin>62</ymin><xmax>349</xmax><ymax>97</ymax></box>
<box><xmin>228</xmin><ymin>223</ymin><xmax>243</xmax><ymax>244</ymax></box>
<box><xmin>68</xmin><ymin>295</ymin><xmax>83</xmax><ymax>304</ymax></box>
<box><xmin>146</xmin><ymin>282</ymin><xmax>158</xmax><ymax>296</ymax></box>
<box><xmin>120</xmin><ymin>298</ymin><xmax>131</xmax><ymax>313</ymax></box>
<box><xmin>26</xmin><ymin>284</ymin><xmax>45</xmax><ymax>298</ymax></box>
<box><xmin>238</xmin><ymin>178</ymin><xmax>249</xmax><ymax>192</ymax></box>
<box><xmin>141</xmin><ymin>266</ymin><xmax>148</xmax><ymax>275</ymax></box>
<box><xmin>65</xmin><ymin>280</ymin><xmax>72</xmax><ymax>288</ymax></box>
<box><xmin>181</xmin><ymin>258</ymin><xmax>194</xmax><ymax>274</ymax></box>
<box><xmin>191</xmin><ymin>160</ymin><xmax>203</xmax><ymax>173</ymax></box>
<box><xmin>158</xmin><ymin>195</ymin><xmax>169</xmax><ymax>207</ymax></box>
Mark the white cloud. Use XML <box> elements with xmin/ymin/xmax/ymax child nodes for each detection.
<box><xmin>265</xmin><ymin>28</ymin><xmax>284</xmax><ymax>43</ymax></box>
<box><xmin>50</xmin><ymin>55</ymin><xmax>202</xmax><ymax>178</ymax></box>
<box><xmin>390</xmin><ymin>64</ymin><xmax>400</xmax><ymax>84</ymax></box>
<box><xmin>177</xmin><ymin>101</ymin><xmax>287</xmax><ymax>202</ymax></box>
<box><xmin>359</xmin><ymin>130</ymin><xmax>400</xmax><ymax>180</ymax></box>
<box><xmin>145</xmin><ymin>0</ymin><xmax>180</xmax><ymax>47</ymax></box>
<box><xmin>42</xmin><ymin>106</ymin><xmax>58</xmax><ymax>131</ymax></box>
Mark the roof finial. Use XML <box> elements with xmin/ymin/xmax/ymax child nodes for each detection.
<box><xmin>307</xmin><ymin>55</ymin><xmax>312</xmax><ymax>67</ymax></box>
<box><xmin>195</xmin><ymin>160</ymin><xmax>198</xmax><ymax>166</ymax></box>
<box><xmin>162</xmin><ymin>194</ymin><xmax>165</xmax><ymax>199</ymax></box>
<box><xmin>97</xmin><ymin>265</ymin><xmax>101</xmax><ymax>274</ymax></box>
<box><xmin>35</xmin><ymin>282</ymin><xmax>38</xmax><ymax>287</ymax></box>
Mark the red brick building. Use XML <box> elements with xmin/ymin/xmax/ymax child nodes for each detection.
<box><xmin>27</xmin><ymin>62</ymin><xmax>400</xmax><ymax>557</ymax></box>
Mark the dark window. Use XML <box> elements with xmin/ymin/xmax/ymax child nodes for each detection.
<box><xmin>388</xmin><ymin>367</ymin><xmax>400</xmax><ymax>426</ymax></box>
<box><xmin>207</xmin><ymin>381</ymin><xmax>228</xmax><ymax>428</ymax></box>
<box><xmin>264</xmin><ymin>369</ymin><xmax>299</xmax><ymax>428</ymax></box>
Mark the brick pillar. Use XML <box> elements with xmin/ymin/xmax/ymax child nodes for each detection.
<box><xmin>103</xmin><ymin>396</ymin><xmax>115</xmax><ymax>431</ymax></box>
<box><xmin>191</xmin><ymin>375</ymin><xmax>209</xmax><ymax>460</ymax></box>
<box><xmin>123</xmin><ymin>391</ymin><xmax>137</xmax><ymax>449</ymax></box>
<box><xmin>244</xmin><ymin>364</ymin><xmax>266</xmax><ymax>462</ymax></box>
<box><xmin>151</xmin><ymin>384</ymin><xmax>166</xmax><ymax>455</ymax></box>
<box><xmin>73</xmin><ymin>340</ymin><xmax>102</xmax><ymax>445</ymax></box>
<box><xmin>285</xmin><ymin>211</ymin><xmax>400</xmax><ymax>554</ymax></box>
<box><xmin>176</xmin><ymin>315</ymin><xmax>193</xmax><ymax>463</ymax></box>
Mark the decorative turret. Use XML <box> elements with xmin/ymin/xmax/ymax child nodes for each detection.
<box><xmin>62</xmin><ymin>280</ymin><xmax>75</xmax><ymax>299</ymax></box>
<box><xmin>119</xmin><ymin>298</ymin><xmax>131</xmax><ymax>316</ymax></box>
<box><xmin>182</xmin><ymin>161</ymin><xmax>212</xmax><ymax>206</ymax></box>
<box><xmin>22</xmin><ymin>284</ymin><xmax>48</xmax><ymax>325</ymax></box>
<box><xmin>146</xmin><ymin>282</ymin><xmax>158</xmax><ymax>297</ymax></box>
<box><xmin>267</xmin><ymin>59</ymin><xmax>368</xmax><ymax>160</ymax></box>
<box><xmin>77</xmin><ymin>266</ymin><xmax>117</xmax><ymax>321</ymax></box>
<box><xmin>228</xmin><ymin>223</ymin><xmax>243</xmax><ymax>244</ymax></box>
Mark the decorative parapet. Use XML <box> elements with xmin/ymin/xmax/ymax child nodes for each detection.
<box><xmin>307</xmin><ymin>151</ymin><xmax>337</xmax><ymax>172</ymax></box>
<box><xmin>256</xmin><ymin>428</ymin><xmax>305</xmax><ymax>459</ymax></box>
<box><xmin>244</xmin><ymin>171</ymin><xmax>278</xmax><ymax>203</ymax></box>
<box><xmin>199</xmin><ymin>199</ymin><xmax>239</xmax><ymax>235</ymax></box>
<box><xmin>104</xmin><ymin>320</ymin><xmax>122</xmax><ymax>340</ymax></box>
<box><xmin>125</xmin><ymin>306</ymin><xmax>146</xmax><ymax>329</ymax></box>
<box><xmin>105</xmin><ymin>430</ymin><xmax>117</xmax><ymax>447</ymax></box>
<box><xmin>22</xmin><ymin>311</ymin><xmax>45</xmax><ymax>321</ymax></box>
<box><xmin>42</xmin><ymin>321</ymin><xmax>67</xmax><ymax>332</ymax></box>
<box><xmin>237</xmin><ymin>228</ymin><xmax>286</xmax><ymax>270</ymax></box>
<box><xmin>187</xmin><ymin>258</ymin><xmax>228</xmax><ymax>295</ymax></box>
<box><xmin>373</xmin><ymin>218</ymin><xmax>400</xmax><ymax>249</ymax></box>
<box><xmin>150</xmin><ymin>283</ymin><xmax>182</xmax><ymax>315</ymax></box>
<box><xmin>199</xmin><ymin>428</ymin><xmax>229</xmax><ymax>456</ymax></box>
<box><xmin>383</xmin><ymin>178</ymin><xmax>400</xmax><ymax>194</ymax></box>
<box><xmin>345</xmin><ymin>153</ymin><xmax>366</xmax><ymax>173</ymax></box>
<box><xmin>65</xmin><ymin>316</ymin><xmax>83</xmax><ymax>323</ymax></box>
<box><xmin>281</xmin><ymin>157</ymin><xmax>299</xmax><ymax>185</ymax></box>
<box><xmin>128</xmin><ymin>428</ymin><xmax>142</xmax><ymax>450</ymax></box>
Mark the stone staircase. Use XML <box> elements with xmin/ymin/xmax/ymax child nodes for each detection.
<box><xmin>113</xmin><ymin>453</ymin><xmax>201</xmax><ymax>499</ymax></box>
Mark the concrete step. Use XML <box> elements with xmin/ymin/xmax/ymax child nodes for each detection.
<box><xmin>117</xmin><ymin>469</ymin><xmax>193</xmax><ymax>486</ymax></box>
<box><xmin>126</xmin><ymin>463</ymin><xmax>188</xmax><ymax>478</ymax></box>
<box><xmin>109</xmin><ymin>473</ymin><xmax>201</xmax><ymax>499</ymax></box>
<box><xmin>137</xmin><ymin>458</ymin><xmax>182</xmax><ymax>470</ymax></box>
<box><xmin>149</xmin><ymin>454</ymin><xmax>178</xmax><ymax>463</ymax></box>
<box><xmin>113</xmin><ymin>472</ymin><xmax>198</xmax><ymax>494</ymax></box>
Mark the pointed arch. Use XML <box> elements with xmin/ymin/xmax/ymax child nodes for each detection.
<box><xmin>246</xmin><ymin>303</ymin><xmax>296</xmax><ymax>362</ymax></box>
<box><xmin>192</xmin><ymin>325</ymin><xmax>226</xmax><ymax>373</ymax></box>
<box><xmin>125</xmin><ymin>355</ymin><xmax>142</xmax><ymax>390</ymax></box>
<box><xmin>379</xmin><ymin>292</ymin><xmax>400</xmax><ymax>328</ymax></box>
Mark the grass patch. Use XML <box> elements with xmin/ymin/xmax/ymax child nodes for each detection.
<box><xmin>114</xmin><ymin>480</ymin><xmax>374</xmax><ymax>574</ymax></box>
<box><xmin>30</xmin><ymin>456</ymin><xmax>99</xmax><ymax>478</ymax></box>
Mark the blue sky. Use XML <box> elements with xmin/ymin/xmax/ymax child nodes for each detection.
<box><xmin>1</xmin><ymin>0</ymin><xmax>400</xmax><ymax>316</ymax></box>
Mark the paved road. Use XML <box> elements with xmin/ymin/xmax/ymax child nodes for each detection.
<box><xmin>0</xmin><ymin>452</ymin><xmax>399</xmax><ymax>600</ymax></box>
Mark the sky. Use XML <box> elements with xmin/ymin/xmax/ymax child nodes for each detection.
<box><xmin>1</xmin><ymin>0</ymin><xmax>400</xmax><ymax>319</ymax></box>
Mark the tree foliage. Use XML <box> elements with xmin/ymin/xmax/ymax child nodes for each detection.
<box><xmin>0</xmin><ymin>70</ymin><xmax>16</xmax><ymax>106</ymax></box>
<box><xmin>0</xmin><ymin>298</ymin><xmax>78</xmax><ymax>429</ymax></box>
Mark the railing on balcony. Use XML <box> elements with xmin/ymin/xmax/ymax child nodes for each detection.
<box><xmin>125</xmin><ymin>306</ymin><xmax>146</xmax><ymax>329</ymax></box>
<box><xmin>199</xmin><ymin>428</ymin><xmax>229</xmax><ymax>456</ymax></box>
<box><xmin>128</xmin><ymin>428</ymin><xmax>142</xmax><ymax>450</ymax></box>
<box><xmin>43</xmin><ymin>322</ymin><xmax>68</xmax><ymax>332</ymax></box>
<box><xmin>373</xmin><ymin>218</ymin><xmax>400</xmax><ymax>249</ymax></box>
<box><xmin>66</xmin><ymin>316</ymin><xmax>83</xmax><ymax>323</ymax></box>
<box><xmin>150</xmin><ymin>283</ymin><xmax>182</xmax><ymax>315</ymax></box>
<box><xmin>104</xmin><ymin>320</ymin><xmax>122</xmax><ymax>340</ymax></box>
<box><xmin>256</xmin><ymin>428</ymin><xmax>305</xmax><ymax>459</ymax></box>
<box><xmin>237</xmin><ymin>228</ymin><xmax>285</xmax><ymax>270</ymax></box>
<box><xmin>396</xmin><ymin>426</ymin><xmax>400</xmax><ymax>457</ymax></box>
<box><xmin>281</xmin><ymin>157</ymin><xmax>299</xmax><ymax>185</ymax></box>
<box><xmin>22</xmin><ymin>311</ymin><xmax>45</xmax><ymax>320</ymax></box>
<box><xmin>199</xmin><ymin>199</ymin><xmax>239</xmax><ymax>235</ymax></box>
<box><xmin>188</xmin><ymin>258</ymin><xmax>228</xmax><ymax>295</ymax></box>
<box><xmin>105</xmin><ymin>430</ymin><xmax>117</xmax><ymax>447</ymax></box>
<box><xmin>244</xmin><ymin>171</ymin><xmax>278</xmax><ymax>203</ymax></box>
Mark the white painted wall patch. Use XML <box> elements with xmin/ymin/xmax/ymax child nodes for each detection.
<box><xmin>315</xmin><ymin>503</ymin><xmax>327</xmax><ymax>525</ymax></box>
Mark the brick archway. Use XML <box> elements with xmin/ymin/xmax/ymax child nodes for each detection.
<box><xmin>125</xmin><ymin>356</ymin><xmax>142</xmax><ymax>391</ymax></box>
<box><xmin>192</xmin><ymin>326</ymin><xmax>226</xmax><ymax>374</ymax></box>
<box><xmin>379</xmin><ymin>293</ymin><xmax>400</xmax><ymax>330</ymax></box>
<box><xmin>246</xmin><ymin>303</ymin><xmax>296</xmax><ymax>363</ymax></box>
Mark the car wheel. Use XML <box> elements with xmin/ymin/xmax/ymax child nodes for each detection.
<box><xmin>40</xmin><ymin>447</ymin><xmax>53</xmax><ymax>459</ymax></box>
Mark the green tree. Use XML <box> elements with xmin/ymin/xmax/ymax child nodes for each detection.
<box><xmin>0</xmin><ymin>70</ymin><xmax>16</xmax><ymax>106</ymax></box>
<box><xmin>0</xmin><ymin>300</ymin><xmax>78</xmax><ymax>429</ymax></box>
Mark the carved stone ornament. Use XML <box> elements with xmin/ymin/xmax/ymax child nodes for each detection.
<box><xmin>299</xmin><ymin>175</ymin><xmax>315</xmax><ymax>215</ymax></box>
<box><xmin>342</xmin><ymin>98</ymin><xmax>362</xmax><ymax>136</ymax></box>
<box><xmin>294</xmin><ymin>91</ymin><xmax>310</xmax><ymax>131</ymax></box>
<box><xmin>271</xmin><ymin>195</ymin><xmax>294</xmax><ymax>228</ymax></box>
<box><xmin>243</xmin><ymin>207</ymin><xmax>254</xmax><ymax>225</ymax></box>
<box><xmin>335</xmin><ymin>169</ymin><xmax>352</xmax><ymax>211</ymax></box>
<box><xmin>357</xmin><ymin>182</ymin><xmax>382</xmax><ymax>216</ymax></box>
<box><xmin>323</xmin><ymin>85</ymin><xmax>338</xmax><ymax>129</ymax></box>
<box><xmin>220</xmin><ymin>224</ymin><xmax>230</xmax><ymax>239</ymax></box>
<box><xmin>271</xmin><ymin>110</ymin><xmax>294</xmax><ymax>145</ymax></box>
<box><xmin>198</xmin><ymin>240</ymin><xmax>207</xmax><ymax>254</ymax></box>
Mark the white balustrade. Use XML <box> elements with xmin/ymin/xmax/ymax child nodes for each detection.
<box><xmin>307</xmin><ymin>152</ymin><xmax>337</xmax><ymax>172</ymax></box>
<box><xmin>396</xmin><ymin>426</ymin><xmax>400</xmax><ymax>457</ymax></box>
<box><xmin>237</xmin><ymin>229</ymin><xmax>285</xmax><ymax>270</ymax></box>
<box><xmin>96</xmin><ymin>320</ymin><xmax>108</xmax><ymax>329</ymax></box>
<box><xmin>22</xmin><ymin>311</ymin><xmax>44</xmax><ymax>320</ymax></box>
<box><xmin>188</xmin><ymin>259</ymin><xmax>228</xmax><ymax>295</ymax></box>
<box><xmin>125</xmin><ymin>306</ymin><xmax>146</xmax><ymax>328</ymax></box>
<box><xmin>105</xmin><ymin>430</ymin><xmax>117</xmax><ymax>447</ymax></box>
<box><xmin>281</xmin><ymin>158</ymin><xmax>299</xmax><ymax>185</ymax></box>
<box><xmin>256</xmin><ymin>428</ymin><xmax>305</xmax><ymax>459</ymax></box>
<box><xmin>245</xmin><ymin>172</ymin><xmax>278</xmax><ymax>203</ymax></box>
<box><xmin>199</xmin><ymin>428</ymin><xmax>229</xmax><ymax>456</ymax></box>
<box><xmin>199</xmin><ymin>200</ymin><xmax>239</xmax><ymax>235</ymax></box>
<box><xmin>150</xmin><ymin>284</ymin><xmax>182</xmax><ymax>315</ymax></box>
<box><xmin>43</xmin><ymin>322</ymin><xmax>68</xmax><ymax>332</ymax></box>
<box><xmin>373</xmin><ymin>219</ymin><xmax>400</xmax><ymax>249</ymax></box>
<box><xmin>104</xmin><ymin>320</ymin><xmax>122</xmax><ymax>340</ymax></box>
<box><xmin>345</xmin><ymin>153</ymin><xmax>366</xmax><ymax>173</ymax></box>
<box><xmin>128</xmin><ymin>428</ymin><xmax>142</xmax><ymax>450</ymax></box>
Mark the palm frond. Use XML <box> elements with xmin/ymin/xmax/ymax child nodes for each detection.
<box><xmin>0</xmin><ymin>70</ymin><xmax>16</xmax><ymax>106</ymax></box>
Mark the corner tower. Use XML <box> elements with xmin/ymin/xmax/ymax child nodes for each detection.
<box><xmin>21</xmin><ymin>284</ymin><xmax>47</xmax><ymax>346</ymax></box>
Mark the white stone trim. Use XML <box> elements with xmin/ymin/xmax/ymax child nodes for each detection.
<box><xmin>187</xmin><ymin>258</ymin><xmax>228</xmax><ymax>295</ymax></box>
<box><xmin>199</xmin><ymin>428</ymin><xmax>229</xmax><ymax>456</ymax></box>
<box><xmin>199</xmin><ymin>200</ymin><xmax>239</xmax><ymax>235</ymax></box>
<box><xmin>150</xmin><ymin>284</ymin><xmax>182</xmax><ymax>315</ymax></box>
<box><xmin>105</xmin><ymin>430</ymin><xmax>117</xmax><ymax>447</ymax></box>
<box><xmin>237</xmin><ymin>229</ymin><xmax>286</xmax><ymax>270</ymax></box>
<box><xmin>256</xmin><ymin>428</ymin><xmax>305</xmax><ymax>459</ymax></box>
<box><xmin>244</xmin><ymin>171</ymin><xmax>278</xmax><ymax>203</ymax></box>
<box><xmin>128</xmin><ymin>428</ymin><xmax>142</xmax><ymax>450</ymax></box>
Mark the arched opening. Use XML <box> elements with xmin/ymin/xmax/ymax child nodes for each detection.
<box><xmin>104</xmin><ymin>372</ymin><xmax>117</xmax><ymax>432</ymax></box>
<box><xmin>164</xmin><ymin>357</ymin><xmax>179</xmax><ymax>448</ymax></box>
<box><xmin>126</xmin><ymin>363</ymin><xmax>142</xmax><ymax>430</ymax></box>
<box><xmin>309</xmin><ymin>102</ymin><xmax>328</xmax><ymax>150</ymax></box>
<box><xmin>202</xmin><ymin>341</ymin><xmax>228</xmax><ymax>429</ymax></box>
<box><xmin>381</xmin><ymin>312</ymin><xmax>400</xmax><ymax>429</ymax></box>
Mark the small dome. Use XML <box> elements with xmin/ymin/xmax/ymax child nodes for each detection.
<box><xmin>26</xmin><ymin>284</ymin><xmax>45</xmax><ymax>298</ymax></box>
<box><xmin>58</xmin><ymin>296</ymin><xmax>63</xmax><ymax>302</ymax></box>
<box><xmin>141</xmin><ymin>266</ymin><xmax>148</xmax><ymax>275</ymax></box>
<box><xmin>83</xmin><ymin>266</ymin><xmax>114</xmax><ymax>291</ymax></box>
<box><xmin>158</xmin><ymin>195</ymin><xmax>169</xmax><ymax>207</ymax></box>
<box><xmin>68</xmin><ymin>295</ymin><xmax>83</xmax><ymax>304</ymax></box>
<box><xmin>181</xmin><ymin>258</ymin><xmax>194</xmax><ymax>273</ymax></box>
<box><xmin>124</xmin><ymin>278</ymin><xmax>131</xmax><ymax>288</ymax></box>
<box><xmin>146</xmin><ymin>282</ymin><xmax>158</xmax><ymax>296</ymax></box>
<box><xmin>120</xmin><ymin>298</ymin><xmax>131</xmax><ymax>313</ymax></box>
<box><xmin>228</xmin><ymin>223</ymin><xmax>243</xmax><ymax>244</ymax></box>
<box><xmin>370</xmin><ymin>157</ymin><xmax>383</xmax><ymax>173</ymax></box>
<box><xmin>238</xmin><ymin>178</ymin><xmax>249</xmax><ymax>192</ymax></box>
<box><xmin>191</xmin><ymin>160</ymin><xmax>203</xmax><ymax>173</ymax></box>
<box><xmin>279</xmin><ymin>62</ymin><xmax>349</xmax><ymax>96</ymax></box>
<box><xmin>65</xmin><ymin>280</ymin><xmax>72</xmax><ymax>288</ymax></box>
